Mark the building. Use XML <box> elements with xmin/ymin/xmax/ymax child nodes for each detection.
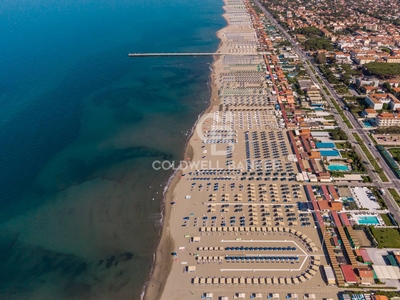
<box><xmin>373</xmin><ymin>296</ymin><xmax>388</xmax><ymax>300</ymax></box>
<box><xmin>356</xmin><ymin>269</ymin><xmax>374</xmax><ymax>285</ymax></box>
<box><xmin>318</xmin><ymin>172</ymin><xmax>331</xmax><ymax>183</ymax></box>
<box><xmin>362</xmin><ymin>108</ymin><xmax>377</xmax><ymax>118</ymax></box>
<box><xmin>323</xmin><ymin>266</ymin><xmax>336</xmax><ymax>285</ymax></box>
<box><xmin>365</xmin><ymin>93</ymin><xmax>400</xmax><ymax>110</ymax></box>
<box><xmin>365</xmin><ymin>24</ymin><xmax>378</xmax><ymax>31</ymax></box>
<box><xmin>341</xmin><ymin>265</ymin><xmax>358</xmax><ymax>284</ymax></box>
<box><xmin>330</xmin><ymin>201</ymin><xmax>343</xmax><ymax>211</ymax></box>
<box><xmin>376</xmin><ymin>112</ymin><xmax>400</xmax><ymax>127</ymax></box>
<box><xmin>386</xmin><ymin>56</ymin><xmax>400</xmax><ymax>63</ymax></box>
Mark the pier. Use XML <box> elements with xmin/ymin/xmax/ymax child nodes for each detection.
<box><xmin>128</xmin><ymin>52</ymin><xmax>267</xmax><ymax>57</ymax></box>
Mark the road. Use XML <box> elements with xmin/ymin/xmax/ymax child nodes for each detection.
<box><xmin>252</xmin><ymin>0</ymin><xmax>400</xmax><ymax>225</ymax></box>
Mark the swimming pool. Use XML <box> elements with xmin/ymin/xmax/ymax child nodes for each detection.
<box><xmin>355</xmin><ymin>215</ymin><xmax>380</xmax><ymax>225</ymax></box>
<box><xmin>316</xmin><ymin>142</ymin><xmax>336</xmax><ymax>149</ymax></box>
<box><xmin>319</xmin><ymin>150</ymin><xmax>341</xmax><ymax>157</ymax></box>
<box><xmin>327</xmin><ymin>164</ymin><xmax>349</xmax><ymax>171</ymax></box>
<box><xmin>363</xmin><ymin>121</ymin><xmax>373</xmax><ymax>128</ymax></box>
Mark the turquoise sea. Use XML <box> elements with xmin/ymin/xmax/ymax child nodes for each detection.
<box><xmin>0</xmin><ymin>0</ymin><xmax>224</xmax><ymax>298</ymax></box>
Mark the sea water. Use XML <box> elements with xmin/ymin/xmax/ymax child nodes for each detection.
<box><xmin>0</xmin><ymin>0</ymin><xmax>225</xmax><ymax>298</ymax></box>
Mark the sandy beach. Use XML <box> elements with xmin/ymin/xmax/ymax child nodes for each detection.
<box><xmin>143</xmin><ymin>0</ymin><xmax>338</xmax><ymax>299</ymax></box>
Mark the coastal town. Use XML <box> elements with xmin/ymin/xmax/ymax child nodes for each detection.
<box><xmin>147</xmin><ymin>0</ymin><xmax>400</xmax><ymax>299</ymax></box>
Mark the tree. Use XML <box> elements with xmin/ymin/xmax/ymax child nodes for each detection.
<box><xmin>382</xmin><ymin>103</ymin><xmax>389</xmax><ymax>110</ymax></box>
<box><xmin>315</xmin><ymin>52</ymin><xmax>327</xmax><ymax>65</ymax></box>
<box><xmin>383</xmin><ymin>82</ymin><xmax>393</xmax><ymax>93</ymax></box>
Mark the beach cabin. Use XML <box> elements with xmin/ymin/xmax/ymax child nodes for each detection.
<box><xmin>186</xmin><ymin>266</ymin><xmax>196</xmax><ymax>273</ymax></box>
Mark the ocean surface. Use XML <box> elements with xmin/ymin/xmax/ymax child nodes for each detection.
<box><xmin>0</xmin><ymin>0</ymin><xmax>225</xmax><ymax>299</ymax></box>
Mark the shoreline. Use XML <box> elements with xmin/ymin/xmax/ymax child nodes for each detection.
<box><xmin>142</xmin><ymin>10</ymin><xmax>227</xmax><ymax>299</ymax></box>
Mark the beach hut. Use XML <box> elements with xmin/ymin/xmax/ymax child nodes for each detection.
<box><xmin>285</xmin><ymin>277</ymin><xmax>292</xmax><ymax>285</ymax></box>
<box><xmin>304</xmin><ymin>273</ymin><xmax>312</xmax><ymax>280</ymax></box>
<box><xmin>298</xmin><ymin>276</ymin><xmax>306</xmax><ymax>283</ymax></box>
<box><xmin>211</xmin><ymin>227</ymin><xmax>216</xmax><ymax>232</ymax></box>
<box><xmin>245</xmin><ymin>227</ymin><xmax>250</xmax><ymax>232</ymax></box>
<box><xmin>266</xmin><ymin>277</ymin><xmax>272</xmax><ymax>285</ymax></box>
<box><xmin>279</xmin><ymin>277</ymin><xmax>285</xmax><ymax>285</ymax></box>
<box><xmin>200</xmin><ymin>227</ymin><xmax>205</xmax><ymax>233</ymax></box>
<box><xmin>186</xmin><ymin>266</ymin><xmax>196</xmax><ymax>273</ymax></box>
<box><xmin>239</xmin><ymin>277</ymin><xmax>245</xmax><ymax>285</ymax></box>
<box><xmin>206</xmin><ymin>277</ymin><xmax>212</xmax><ymax>285</ymax></box>
<box><xmin>313</xmin><ymin>260</ymin><xmax>321</xmax><ymax>266</ymax></box>
<box><xmin>252</xmin><ymin>277</ymin><xmax>258</xmax><ymax>285</ymax></box>
<box><xmin>272</xmin><ymin>277</ymin><xmax>278</xmax><ymax>284</ymax></box>
<box><xmin>220</xmin><ymin>277</ymin><xmax>226</xmax><ymax>285</ymax></box>
<box><xmin>246</xmin><ymin>277</ymin><xmax>251</xmax><ymax>285</ymax></box>
<box><xmin>250</xmin><ymin>226</ymin><xmax>256</xmax><ymax>232</ymax></box>
<box><xmin>292</xmin><ymin>277</ymin><xmax>299</xmax><ymax>284</ymax></box>
<box><xmin>278</xmin><ymin>227</ymin><xmax>283</xmax><ymax>232</ymax></box>
<box><xmin>232</xmin><ymin>277</ymin><xmax>238</xmax><ymax>285</ymax></box>
<box><xmin>204</xmin><ymin>293</ymin><xmax>213</xmax><ymax>300</ymax></box>
<box><xmin>308</xmin><ymin>269</ymin><xmax>317</xmax><ymax>276</ymax></box>
<box><xmin>212</xmin><ymin>277</ymin><xmax>219</xmax><ymax>285</ymax></box>
<box><xmin>259</xmin><ymin>277</ymin><xmax>266</xmax><ymax>284</ymax></box>
<box><xmin>192</xmin><ymin>277</ymin><xmax>199</xmax><ymax>285</ymax></box>
<box><xmin>310</xmin><ymin>265</ymin><xmax>319</xmax><ymax>271</ymax></box>
<box><xmin>200</xmin><ymin>277</ymin><xmax>206</xmax><ymax>285</ymax></box>
<box><xmin>262</xmin><ymin>227</ymin><xmax>267</xmax><ymax>232</ymax></box>
<box><xmin>237</xmin><ymin>293</ymin><xmax>246</xmax><ymax>299</ymax></box>
<box><xmin>273</xmin><ymin>293</ymin><xmax>280</xmax><ymax>299</ymax></box>
<box><xmin>222</xmin><ymin>227</ymin><xmax>228</xmax><ymax>232</ymax></box>
<box><xmin>239</xmin><ymin>227</ymin><xmax>245</xmax><ymax>232</ymax></box>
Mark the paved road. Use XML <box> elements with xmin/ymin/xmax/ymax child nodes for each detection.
<box><xmin>252</xmin><ymin>0</ymin><xmax>400</xmax><ymax>225</ymax></box>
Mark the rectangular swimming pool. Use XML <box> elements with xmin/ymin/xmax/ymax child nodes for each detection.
<box><xmin>355</xmin><ymin>215</ymin><xmax>380</xmax><ymax>225</ymax></box>
<box><xmin>319</xmin><ymin>150</ymin><xmax>340</xmax><ymax>157</ymax></box>
<box><xmin>327</xmin><ymin>164</ymin><xmax>349</xmax><ymax>171</ymax></box>
<box><xmin>316</xmin><ymin>142</ymin><xmax>335</xmax><ymax>149</ymax></box>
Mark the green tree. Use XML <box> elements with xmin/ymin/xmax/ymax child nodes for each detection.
<box><xmin>382</xmin><ymin>103</ymin><xmax>389</xmax><ymax>110</ymax></box>
<box><xmin>316</xmin><ymin>52</ymin><xmax>327</xmax><ymax>65</ymax></box>
<box><xmin>383</xmin><ymin>82</ymin><xmax>393</xmax><ymax>93</ymax></box>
